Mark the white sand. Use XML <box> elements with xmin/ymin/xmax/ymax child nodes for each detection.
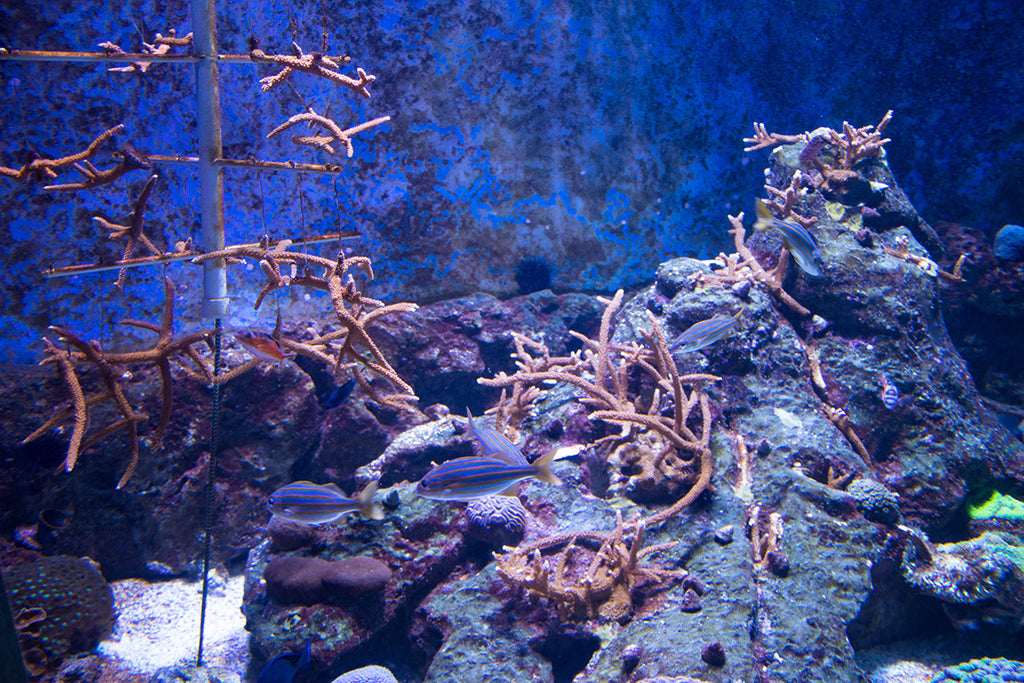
<box><xmin>97</xmin><ymin>574</ymin><xmax>249</xmax><ymax>681</ymax></box>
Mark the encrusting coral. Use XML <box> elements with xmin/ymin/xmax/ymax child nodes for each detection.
<box><xmin>3</xmin><ymin>556</ymin><xmax>114</xmax><ymax>676</ymax></box>
<box><xmin>481</xmin><ymin>290</ymin><xmax>718</xmax><ymax>621</ymax></box>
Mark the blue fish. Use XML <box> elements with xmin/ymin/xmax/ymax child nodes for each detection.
<box><xmin>754</xmin><ymin>199</ymin><xmax>824</xmax><ymax>276</ymax></box>
<box><xmin>670</xmin><ymin>310</ymin><xmax>743</xmax><ymax>354</ymax></box>
<box><xmin>416</xmin><ymin>452</ymin><xmax>561</xmax><ymax>502</ymax></box>
<box><xmin>257</xmin><ymin>639</ymin><xmax>311</xmax><ymax>683</ymax></box>
<box><xmin>268</xmin><ymin>480</ymin><xmax>383</xmax><ymax>524</ymax></box>
<box><xmin>880</xmin><ymin>375</ymin><xmax>900</xmax><ymax>410</ymax></box>
<box><xmin>322</xmin><ymin>378</ymin><xmax>357</xmax><ymax>410</ymax></box>
<box><xmin>466</xmin><ymin>409</ymin><xmax>528</xmax><ymax>465</ymax></box>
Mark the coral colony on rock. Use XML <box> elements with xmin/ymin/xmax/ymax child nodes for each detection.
<box><xmin>2</xmin><ymin>2</ymin><xmax>1024</xmax><ymax>683</ymax></box>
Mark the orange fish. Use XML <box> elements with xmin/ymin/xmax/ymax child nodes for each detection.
<box><xmin>233</xmin><ymin>330</ymin><xmax>294</xmax><ymax>364</ymax></box>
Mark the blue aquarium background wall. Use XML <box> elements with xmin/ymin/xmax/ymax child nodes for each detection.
<box><xmin>1</xmin><ymin>0</ymin><xmax>1022</xmax><ymax>363</ymax></box>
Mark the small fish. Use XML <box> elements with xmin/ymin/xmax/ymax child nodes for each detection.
<box><xmin>416</xmin><ymin>452</ymin><xmax>562</xmax><ymax>502</ymax></box>
<box><xmin>880</xmin><ymin>375</ymin><xmax>900</xmax><ymax>410</ymax></box>
<box><xmin>268</xmin><ymin>480</ymin><xmax>383</xmax><ymax>524</ymax></box>
<box><xmin>234</xmin><ymin>330</ymin><xmax>295</xmax><ymax>364</ymax></box>
<box><xmin>754</xmin><ymin>199</ymin><xmax>824</xmax><ymax>276</ymax></box>
<box><xmin>670</xmin><ymin>310</ymin><xmax>743</xmax><ymax>354</ymax></box>
<box><xmin>257</xmin><ymin>638</ymin><xmax>311</xmax><ymax>683</ymax></box>
<box><xmin>322</xmin><ymin>378</ymin><xmax>357</xmax><ymax>410</ymax></box>
<box><xmin>465</xmin><ymin>409</ymin><xmax>528</xmax><ymax>465</ymax></box>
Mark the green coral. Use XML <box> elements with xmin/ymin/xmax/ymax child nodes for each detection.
<box><xmin>967</xmin><ymin>490</ymin><xmax>1024</xmax><ymax>522</ymax></box>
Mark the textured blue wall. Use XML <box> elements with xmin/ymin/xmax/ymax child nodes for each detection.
<box><xmin>1</xmin><ymin>0</ymin><xmax>1022</xmax><ymax>362</ymax></box>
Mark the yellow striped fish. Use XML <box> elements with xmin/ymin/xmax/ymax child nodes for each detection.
<box><xmin>416</xmin><ymin>452</ymin><xmax>561</xmax><ymax>502</ymax></box>
<box><xmin>268</xmin><ymin>480</ymin><xmax>383</xmax><ymax>524</ymax></box>
<box><xmin>466</xmin><ymin>409</ymin><xmax>528</xmax><ymax>465</ymax></box>
<box><xmin>754</xmin><ymin>199</ymin><xmax>824</xmax><ymax>276</ymax></box>
<box><xmin>670</xmin><ymin>310</ymin><xmax>743</xmax><ymax>354</ymax></box>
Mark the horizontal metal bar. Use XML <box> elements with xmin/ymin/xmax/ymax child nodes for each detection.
<box><xmin>43</xmin><ymin>231</ymin><xmax>361</xmax><ymax>279</ymax></box>
<box><xmin>43</xmin><ymin>251</ymin><xmax>202</xmax><ymax>278</ymax></box>
<box><xmin>0</xmin><ymin>49</ymin><xmax>199</xmax><ymax>64</ymax></box>
<box><xmin>148</xmin><ymin>154</ymin><xmax>350</xmax><ymax>175</ymax></box>
<box><xmin>0</xmin><ymin>49</ymin><xmax>339</xmax><ymax>65</ymax></box>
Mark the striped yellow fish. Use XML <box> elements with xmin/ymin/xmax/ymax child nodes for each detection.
<box><xmin>416</xmin><ymin>452</ymin><xmax>561</xmax><ymax>502</ymax></box>
<box><xmin>465</xmin><ymin>409</ymin><xmax>528</xmax><ymax>465</ymax></box>
<box><xmin>268</xmin><ymin>480</ymin><xmax>383</xmax><ymax>524</ymax></box>
<box><xmin>754</xmin><ymin>199</ymin><xmax>824</xmax><ymax>276</ymax></box>
<box><xmin>670</xmin><ymin>310</ymin><xmax>743</xmax><ymax>354</ymax></box>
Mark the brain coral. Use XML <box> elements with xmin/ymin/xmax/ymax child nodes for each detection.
<box><xmin>994</xmin><ymin>224</ymin><xmax>1024</xmax><ymax>260</ymax></box>
<box><xmin>465</xmin><ymin>495</ymin><xmax>529</xmax><ymax>547</ymax></box>
<box><xmin>2</xmin><ymin>555</ymin><xmax>114</xmax><ymax>675</ymax></box>
<box><xmin>848</xmin><ymin>478</ymin><xmax>902</xmax><ymax>526</ymax></box>
<box><xmin>331</xmin><ymin>664</ymin><xmax>400</xmax><ymax>683</ymax></box>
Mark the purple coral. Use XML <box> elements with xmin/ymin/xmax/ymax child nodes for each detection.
<box><xmin>465</xmin><ymin>495</ymin><xmax>529</xmax><ymax>547</ymax></box>
<box><xmin>263</xmin><ymin>555</ymin><xmax>392</xmax><ymax>605</ymax></box>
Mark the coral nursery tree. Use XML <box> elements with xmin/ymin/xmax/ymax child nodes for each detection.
<box><xmin>0</xmin><ymin>3</ymin><xmax>414</xmax><ymax>673</ymax></box>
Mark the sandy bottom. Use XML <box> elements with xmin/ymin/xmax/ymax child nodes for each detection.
<box><xmin>96</xmin><ymin>574</ymin><xmax>250</xmax><ymax>681</ymax></box>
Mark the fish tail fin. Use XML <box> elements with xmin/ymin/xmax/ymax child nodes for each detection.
<box><xmin>357</xmin><ymin>480</ymin><xmax>384</xmax><ymax>520</ymax></box>
<box><xmin>465</xmin><ymin>408</ymin><xmax>477</xmax><ymax>438</ymax></box>
<box><xmin>753</xmin><ymin>198</ymin><xmax>773</xmax><ymax>232</ymax></box>
<box><xmin>532</xmin><ymin>448</ymin><xmax>563</xmax><ymax>486</ymax></box>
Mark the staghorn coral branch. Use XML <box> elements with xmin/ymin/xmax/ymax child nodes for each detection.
<box><xmin>194</xmin><ymin>244</ymin><xmax>417</xmax><ymax>403</ymax></box>
<box><xmin>743</xmin><ymin>122</ymin><xmax>805</xmax><ymax>152</ymax></box>
<box><xmin>268</xmin><ymin>110</ymin><xmax>390</xmax><ymax>158</ymax></box>
<box><xmin>1</xmin><ymin>124</ymin><xmax>124</xmax><ymax>182</ymax></box>
<box><xmin>250</xmin><ymin>45</ymin><xmax>376</xmax><ymax>97</ymax></box>
<box><xmin>727</xmin><ymin>213</ymin><xmax>811</xmax><ymax>317</ymax></box>
<box><xmin>93</xmin><ymin>172</ymin><xmax>163</xmax><ymax>289</ymax></box>
<box><xmin>488</xmin><ymin>292</ymin><xmax>718</xmax><ymax>620</ymax></box>
<box><xmin>20</xmin><ymin>278</ymin><xmax>263</xmax><ymax>488</ymax></box>
<box><xmin>44</xmin><ymin>142</ymin><xmax>151</xmax><ymax>191</ymax></box>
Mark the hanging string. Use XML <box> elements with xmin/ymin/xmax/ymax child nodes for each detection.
<box><xmin>332</xmin><ymin>173</ymin><xmax>342</xmax><ymax>234</ymax></box>
<box><xmin>257</xmin><ymin>169</ymin><xmax>268</xmax><ymax>239</ymax></box>
<box><xmin>196</xmin><ymin>320</ymin><xmax>223</xmax><ymax>667</ymax></box>
<box><xmin>296</xmin><ymin>173</ymin><xmax>306</xmax><ymax>241</ymax></box>
<box><xmin>320</xmin><ymin>0</ymin><xmax>329</xmax><ymax>53</ymax></box>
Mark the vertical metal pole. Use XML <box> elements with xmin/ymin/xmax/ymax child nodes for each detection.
<box><xmin>192</xmin><ymin>0</ymin><xmax>229</xmax><ymax>319</ymax></box>
<box><xmin>191</xmin><ymin>0</ymin><xmax>226</xmax><ymax>668</ymax></box>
